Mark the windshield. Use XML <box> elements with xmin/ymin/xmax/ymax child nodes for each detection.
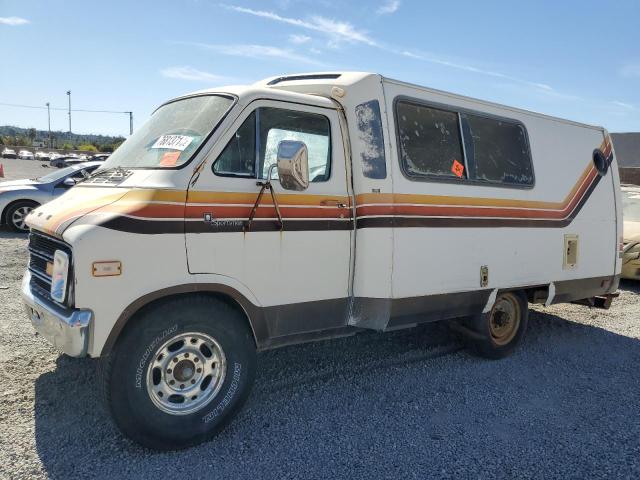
<box><xmin>36</xmin><ymin>166</ymin><xmax>78</xmax><ymax>183</ymax></box>
<box><xmin>622</xmin><ymin>190</ymin><xmax>640</xmax><ymax>222</ymax></box>
<box><xmin>101</xmin><ymin>95</ymin><xmax>234</xmax><ymax>169</ymax></box>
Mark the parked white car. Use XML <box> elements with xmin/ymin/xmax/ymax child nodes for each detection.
<box><xmin>2</xmin><ymin>148</ymin><xmax>17</xmax><ymax>159</ymax></box>
<box><xmin>18</xmin><ymin>150</ymin><xmax>34</xmax><ymax>160</ymax></box>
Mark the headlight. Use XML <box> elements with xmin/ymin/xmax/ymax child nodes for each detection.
<box><xmin>50</xmin><ymin>250</ymin><xmax>70</xmax><ymax>303</ymax></box>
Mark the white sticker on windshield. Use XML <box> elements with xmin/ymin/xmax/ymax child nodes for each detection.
<box><xmin>151</xmin><ymin>135</ymin><xmax>193</xmax><ymax>151</ymax></box>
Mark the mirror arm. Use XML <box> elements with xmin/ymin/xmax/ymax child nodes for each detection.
<box><xmin>244</xmin><ymin>164</ymin><xmax>283</xmax><ymax>232</ymax></box>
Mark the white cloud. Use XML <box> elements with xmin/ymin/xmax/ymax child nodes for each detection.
<box><xmin>289</xmin><ymin>34</ymin><xmax>311</xmax><ymax>44</ymax></box>
<box><xmin>161</xmin><ymin>66</ymin><xmax>227</xmax><ymax>82</ymax></box>
<box><xmin>619</xmin><ymin>64</ymin><xmax>640</xmax><ymax>78</ymax></box>
<box><xmin>376</xmin><ymin>0</ymin><xmax>400</xmax><ymax>15</ymax></box>
<box><xmin>223</xmin><ymin>4</ymin><xmax>377</xmax><ymax>46</ymax></box>
<box><xmin>177</xmin><ymin>41</ymin><xmax>326</xmax><ymax>66</ymax></box>
<box><xmin>223</xmin><ymin>3</ymin><xmax>584</xmax><ymax>103</ymax></box>
<box><xmin>611</xmin><ymin>100</ymin><xmax>636</xmax><ymax>110</ymax></box>
<box><xmin>0</xmin><ymin>16</ymin><xmax>30</xmax><ymax>26</ymax></box>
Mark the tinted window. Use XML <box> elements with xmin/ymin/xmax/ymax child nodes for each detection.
<box><xmin>396</xmin><ymin>101</ymin><xmax>464</xmax><ymax>179</ymax></box>
<box><xmin>355</xmin><ymin>100</ymin><xmax>387</xmax><ymax>179</ymax></box>
<box><xmin>462</xmin><ymin>114</ymin><xmax>533</xmax><ymax>185</ymax></box>
<box><xmin>213</xmin><ymin>107</ymin><xmax>331</xmax><ymax>182</ymax></box>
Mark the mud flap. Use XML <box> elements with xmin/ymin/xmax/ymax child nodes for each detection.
<box><xmin>347</xmin><ymin>297</ymin><xmax>392</xmax><ymax>330</ymax></box>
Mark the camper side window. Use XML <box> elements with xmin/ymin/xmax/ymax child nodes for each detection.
<box><xmin>396</xmin><ymin>101</ymin><xmax>465</xmax><ymax>180</ymax></box>
<box><xmin>461</xmin><ymin>114</ymin><xmax>533</xmax><ymax>186</ymax></box>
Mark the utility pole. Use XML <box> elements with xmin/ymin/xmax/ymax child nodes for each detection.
<box><xmin>46</xmin><ymin>102</ymin><xmax>51</xmax><ymax>148</ymax></box>
<box><xmin>66</xmin><ymin>90</ymin><xmax>72</xmax><ymax>138</ymax></box>
<box><xmin>127</xmin><ymin>111</ymin><xmax>133</xmax><ymax>135</ymax></box>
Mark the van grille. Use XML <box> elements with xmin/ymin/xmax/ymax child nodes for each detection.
<box><xmin>28</xmin><ymin>231</ymin><xmax>73</xmax><ymax>305</ymax></box>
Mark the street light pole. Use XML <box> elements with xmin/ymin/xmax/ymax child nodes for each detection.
<box><xmin>46</xmin><ymin>102</ymin><xmax>51</xmax><ymax>148</ymax></box>
<box><xmin>127</xmin><ymin>111</ymin><xmax>133</xmax><ymax>135</ymax></box>
<box><xmin>66</xmin><ymin>90</ymin><xmax>72</xmax><ymax>138</ymax></box>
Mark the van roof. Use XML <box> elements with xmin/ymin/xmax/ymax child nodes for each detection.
<box><xmin>179</xmin><ymin>71</ymin><xmax>605</xmax><ymax>131</ymax></box>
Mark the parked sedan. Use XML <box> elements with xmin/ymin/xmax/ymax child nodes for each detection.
<box><xmin>2</xmin><ymin>148</ymin><xmax>17</xmax><ymax>159</ymax></box>
<box><xmin>18</xmin><ymin>150</ymin><xmax>35</xmax><ymax>160</ymax></box>
<box><xmin>0</xmin><ymin>161</ymin><xmax>101</xmax><ymax>232</ymax></box>
<box><xmin>621</xmin><ymin>185</ymin><xmax>640</xmax><ymax>280</ymax></box>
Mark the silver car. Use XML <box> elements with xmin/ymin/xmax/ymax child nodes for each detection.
<box><xmin>0</xmin><ymin>161</ymin><xmax>100</xmax><ymax>232</ymax></box>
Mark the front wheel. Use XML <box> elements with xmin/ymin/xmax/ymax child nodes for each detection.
<box><xmin>460</xmin><ymin>291</ymin><xmax>528</xmax><ymax>359</ymax></box>
<box><xmin>100</xmin><ymin>295</ymin><xmax>256</xmax><ymax>450</ymax></box>
<box><xmin>6</xmin><ymin>201</ymin><xmax>38</xmax><ymax>232</ymax></box>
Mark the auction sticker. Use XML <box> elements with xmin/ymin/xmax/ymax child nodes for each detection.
<box><xmin>151</xmin><ymin>134</ymin><xmax>193</xmax><ymax>151</ymax></box>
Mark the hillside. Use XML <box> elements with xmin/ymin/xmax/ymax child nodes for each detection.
<box><xmin>0</xmin><ymin>125</ymin><xmax>125</xmax><ymax>151</ymax></box>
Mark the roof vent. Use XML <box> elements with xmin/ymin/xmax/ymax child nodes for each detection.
<box><xmin>267</xmin><ymin>74</ymin><xmax>341</xmax><ymax>86</ymax></box>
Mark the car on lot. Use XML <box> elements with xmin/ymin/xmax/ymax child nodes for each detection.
<box><xmin>2</xmin><ymin>148</ymin><xmax>17</xmax><ymax>159</ymax></box>
<box><xmin>18</xmin><ymin>150</ymin><xmax>35</xmax><ymax>160</ymax></box>
<box><xmin>0</xmin><ymin>161</ymin><xmax>101</xmax><ymax>232</ymax></box>
<box><xmin>35</xmin><ymin>151</ymin><xmax>51</xmax><ymax>161</ymax></box>
<box><xmin>621</xmin><ymin>185</ymin><xmax>640</xmax><ymax>279</ymax></box>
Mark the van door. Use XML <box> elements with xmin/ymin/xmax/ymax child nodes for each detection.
<box><xmin>185</xmin><ymin>100</ymin><xmax>353</xmax><ymax>339</ymax></box>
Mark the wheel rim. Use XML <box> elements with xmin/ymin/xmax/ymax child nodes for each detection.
<box><xmin>489</xmin><ymin>293</ymin><xmax>521</xmax><ymax>346</ymax></box>
<box><xmin>11</xmin><ymin>206</ymin><xmax>33</xmax><ymax>231</ymax></box>
<box><xmin>146</xmin><ymin>332</ymin><xmax>227</xmax><ymax>415</ymax></box>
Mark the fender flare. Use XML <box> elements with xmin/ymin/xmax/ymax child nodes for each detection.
<box><xmin>99</xmin><ymin>283</ymin><xmax>268</xmax><ymax>356</ymax></box>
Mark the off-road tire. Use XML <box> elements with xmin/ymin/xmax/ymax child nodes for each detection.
<box><xmin>99</xmin><ymin>295</ymin><xmax>256</xmax><ymax>450</ymax></box>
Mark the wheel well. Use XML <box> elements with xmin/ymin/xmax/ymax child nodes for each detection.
<box><xmin>101</xmin><ymin>290</ymin><xmax>259</xmax><ymax>356</ymax></box>
<box><xmin>1</xmin><ymin>199</ymin><xmax>40</xmax><ymax>224</ymax></box>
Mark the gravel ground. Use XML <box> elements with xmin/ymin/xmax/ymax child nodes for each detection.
<box><xmin>1</xmin><ymin>159</ymin><xmax>640</xmax><ymax>479</ymax></box>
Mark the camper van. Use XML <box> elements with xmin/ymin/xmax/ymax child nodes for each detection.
<box><xmin>21</xmin><ymin>72</ymin><xmax>621</xmax><ymax>449</ymax></box>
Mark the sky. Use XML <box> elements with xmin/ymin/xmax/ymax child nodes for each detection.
<box><xmin>1</xmin><ymin>0</ymin><xmax>639</xmax><ymax>137</ymax></box>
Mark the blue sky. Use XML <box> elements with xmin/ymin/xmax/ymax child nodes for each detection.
<box><xmin>1</xmin><ymin>0</ymin><xmax>639</xmax><ymax>137</ymax></box>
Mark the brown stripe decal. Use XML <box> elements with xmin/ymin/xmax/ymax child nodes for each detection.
<box><xmin>51</xmin><ymin>137</ymin><xmax>610</xmax><ymax>235</ymax></box>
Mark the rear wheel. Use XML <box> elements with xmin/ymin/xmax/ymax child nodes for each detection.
<box><xmin>100</xmin><ymin>295</ymin><xmax>256</xmax><ymax>450</ymax></box>
<box><xmin>462</xmin><ymin>291</ymin><xmax>528</xmax><ymax>359</ymax></box>
<box><xmin>6</xmin><ymin>201</ymin><xmax>38</xmax><ymax>232</ymax></box>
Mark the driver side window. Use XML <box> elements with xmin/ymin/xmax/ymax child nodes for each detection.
<box><xmin>213</xmin><ymin>107</ymin><xmax>331</xmax><ymax>182</ymax></box>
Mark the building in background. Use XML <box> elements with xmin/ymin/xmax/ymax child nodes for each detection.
<box><xmin>612</xmin><ymin>133</ymin><xmax>640</xmax><ymax>185</ymax></box>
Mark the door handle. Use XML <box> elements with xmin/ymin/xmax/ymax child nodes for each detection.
<box><xmin>320</xmin><ymin>199</ymin><xmax>348</xmax><ymax>208</ymax></box>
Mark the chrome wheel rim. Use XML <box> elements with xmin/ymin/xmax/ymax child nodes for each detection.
<box><xmin>489</xmin><ymin>293</ymin><xmax>520</xmax><ymax>346</ymax></box>
<box><xmin>146</xmin><ymin>332</ymin><xmax>226</xmax><ymax>415</ymax></box>
<box><xmin>11</xmin><ymin>206</ymin><xmax>33</xmax><ymax>231</ymax></box>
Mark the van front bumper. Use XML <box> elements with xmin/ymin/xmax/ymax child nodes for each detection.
<box><xmin>21</xmin><ymin>272</ymin><xmax>93</xmax><ymax>357</ymax></box>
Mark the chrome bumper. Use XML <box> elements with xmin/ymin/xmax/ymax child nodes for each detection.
<box><xmin>21</xmin><ymin>271</ymin><xmax>93</xmax><ymax>357</ymax></box>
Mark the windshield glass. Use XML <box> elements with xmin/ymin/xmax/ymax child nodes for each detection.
<box><xmin>623</xmin><ymin>190</ymin><xmax>640</xmax><ymax>222</ymax></box>
<box><xmin>101</xmin><ymin>95</ymin><xmax>234</xmax><ymax>169</ymax></box>
<box><xmin>36</xmin><ymin>166</ymin><xmax>77</xmax><ymax>183</ymax></box>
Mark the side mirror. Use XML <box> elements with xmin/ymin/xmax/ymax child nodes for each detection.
<box><xmin>276</xmin><ymin>140</ymin><xmax>309</xmax><ymax>191</ymax></box>
<box><xmin>63</xmin><ymin>177</ymin><xmax>77</xmax><ymax>187</ymax></box>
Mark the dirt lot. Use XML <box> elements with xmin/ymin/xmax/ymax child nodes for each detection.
<box><xmin>1</xmin><ymin>159</ymin><xmax>639</xmax><ymax>479</ymax></box>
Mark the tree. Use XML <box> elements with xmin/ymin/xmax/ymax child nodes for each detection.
<box><xmin>61</xmin><ymin>142</ymin><xmax>74</xmax><ymax>151</ymax></box>
<box><xmin>27</xmin><ymin>128</ymin><xmax>37</xmax><ymax>144</ymax></box>
<box><xmin>78</xmin><ymin>144</ymin><xmax>98</xmax><ymax>152</ymax></box>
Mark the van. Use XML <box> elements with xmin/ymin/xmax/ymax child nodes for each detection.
<box><xmin>21</xmin><ymin>72</ymin><xmax>622</xmax><ymax>449</ymax></box>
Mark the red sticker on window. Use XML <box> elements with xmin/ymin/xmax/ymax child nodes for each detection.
<box><xmin>451</xmin><ymin>159</ymin><xmax>464</xmax><ymax>178</ymax></box>
<box><xmin>159</xmin><ymin>151</ymin><xmax>181</xmax><ymax>167</ymax></box>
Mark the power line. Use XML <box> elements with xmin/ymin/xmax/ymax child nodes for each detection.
<box><xmin>0</xmin><ymin>101</ymin><xmax>130</xmax><ymax>115</ymax></box>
